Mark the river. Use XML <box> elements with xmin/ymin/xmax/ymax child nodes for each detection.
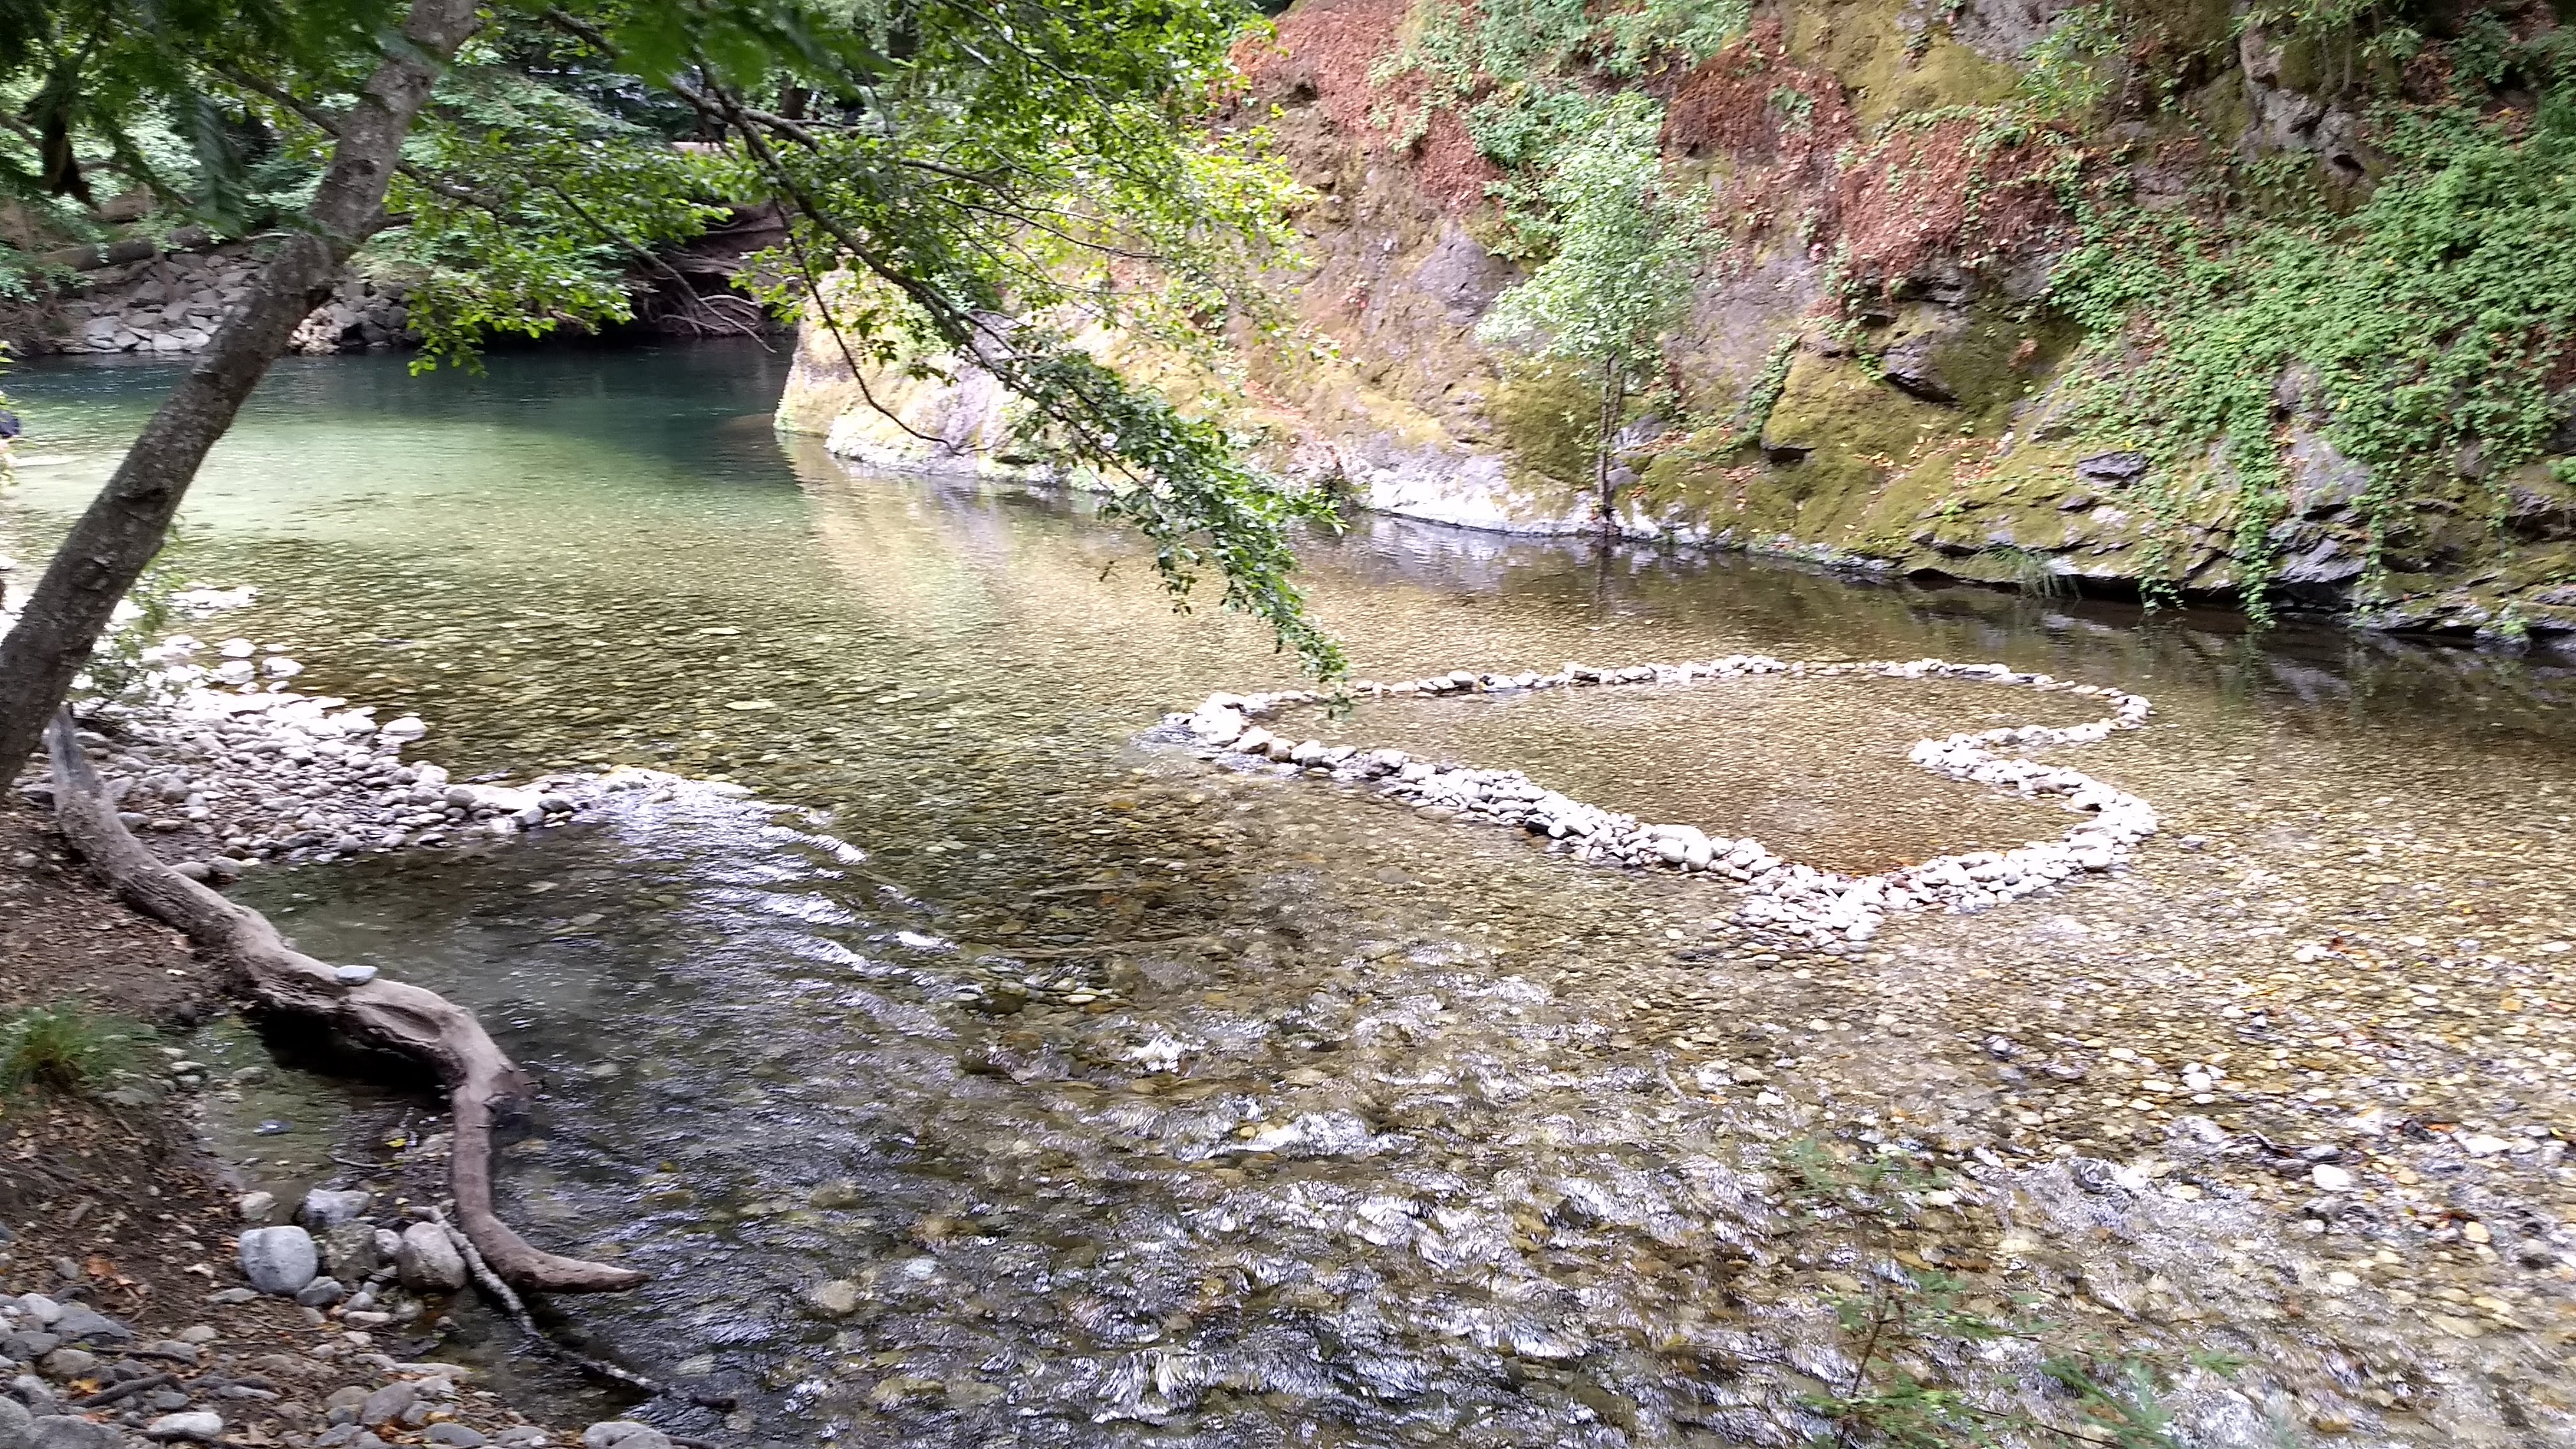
<box><xmin>4</xmin><ymin>344</ymin><xmax>2572</xmax><ymax>1446</ymax></box>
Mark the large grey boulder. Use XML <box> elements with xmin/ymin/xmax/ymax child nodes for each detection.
<box><xmin>47</xmin><ymin>1307</ymin><xmax>128</xmax><ymax>1345</ymax></box>
<box><xmin>358</xmin><ymin>1383</ymin><xmax>416</xmax><ymax>1427</ymax></box>
<box><xmin>6</xmin><ymin>1375</ymin><xmax>57</xmax><ymax>1417</ymax></box>
<box><xmin>10</xmin><ymin>1296</ymin><xmax>62</xmax><ymax>1326</ymax></box>
<box><xmin>237</xmin><ymin>1225</ymin><xmax>319</xmax><ymax>1295</ymax></box>
<box><xmin>396</xmin><ymin>1222</ymin><xmax>468</xmax><ymax>1293</ymax></box>
<box><xmin>0</xmin><ymin>1395</ymin><xmax>32</xmax><ymax>1449</ymax></box>
<box><xmin>581</xmin><ymin>1424</ymin><xmax>672</xmax><ymax>1449</ymax></box>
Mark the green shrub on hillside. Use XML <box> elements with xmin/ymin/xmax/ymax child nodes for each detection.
<box><xmin>2050</xmin><ymin>100</ymin><xmax>2576</xmax><ymax>615</ymax></box>
<box><xmin>1369</xmin><ymin>0</ymin><xmax>1748</xmax><ymax>186</ymax></box>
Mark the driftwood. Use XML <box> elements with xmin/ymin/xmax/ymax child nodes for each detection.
<box><xmin>43</xmin><ymin>712</ymin><xmax>644</xmax><ymax>1294</ymax></box>
<box><xmin>429</xmin><ymin>1208</ymin><xmax>660</xmax><ymax>1393</ymax></box>
<box><xmin>423</xmin><ymin>1204</ymin><xmax>739</xmax><ymax>1415</ymax></box>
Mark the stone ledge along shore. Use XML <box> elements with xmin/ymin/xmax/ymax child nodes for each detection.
<box><xmin>1</xmin><ymin>1206</ymin><xmax>700</xmax><ymax>1449</ymax></box>
<box><xmin>1168</xmin><ymin>655</ymin><xmax>2158</xmax><ymax>951</ymax></box>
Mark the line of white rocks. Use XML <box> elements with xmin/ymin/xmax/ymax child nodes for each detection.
<box><xmin>6</xmin><ymin>590</ymin><xmax>714</xmax><ymax>878</ymax></box>
<box><xmin>1165</xmin><ymin>655</ymin><xmax>2159</xmax><ymax>947</ymax></box>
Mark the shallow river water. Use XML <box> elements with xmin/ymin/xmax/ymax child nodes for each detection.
<box><xmin>6</xmin><ymin>346</ymin><xmax>2575</xmax><ymax>1446</ymax></box>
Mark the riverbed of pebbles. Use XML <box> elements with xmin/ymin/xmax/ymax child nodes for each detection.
<box><xmin>0</xmin><ymin>582</ymin><xmax>726</xmax><ymax>1449</ymax></box>
<box><xmin>0</xmin><ymin>1250</ymin><xmax>555</xmax><ymax>1449</ymax></box>
<box><xmin>2</xmin><ymin>1197</ymin><xmax>689</xmax><ymax>1449</ymax></box>
<box><xmin>1172</xmin><ymin>654</ymin><xmax>2159</xmax><ymax>947</ymax></box>
<box><xmin>3</xmin><ymin>595</ymin><xmax>726</xmax><ymax>880</ymax></box>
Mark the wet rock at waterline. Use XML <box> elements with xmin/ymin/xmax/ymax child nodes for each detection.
<box><xmin>296</xmin><ymin>1188</ymin><xmax>372</xmax><ymax>1230</ymax></box>
<box><xmin>802</xmin><ymin>1279</ymin><xmax>863</xmax><ymax>1318</ymax></box>
<box><xmin>26</xmin><ymin>1418</ymin><xmax>121</xmax><ymax>1449</ymax></box>
<box><xmin>394</xmin><ymin>1222</ymin><xmax>468</xmax><ymax>1294</ymax></box>
<box><xmin>0</xmin><ymin>586</ymin><xmax>753</xmax><ymax>884</ymax></box>
<box><xmin>140</xmin><ymin>1412</ymin><xmax>224</xmax><ymax>1443</ymax></box>
<box><xmin>1172</xmin><ymin>654</ymin><xmax>2156</xmax><ymax>949</ymax></box>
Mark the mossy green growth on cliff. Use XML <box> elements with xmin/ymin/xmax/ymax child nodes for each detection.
<box><xmin>1490</xmin><ymin>361</ymin><xmax>1599</xmax><ymax>489</ymax></box>
<box><xmin>1632</xmin><ymin>298</ymin><xmax>2067</xmax><ymax>549</ymax></box>
<box><xmin>1632</xmin><ymin>349</ymin><xmax>1956</xmax><ymax>540</ymax></box>
<box><xmin>2049</xmin><ymin>97</ymin><xmax>2576</xmax><ymax>617</ymax></box>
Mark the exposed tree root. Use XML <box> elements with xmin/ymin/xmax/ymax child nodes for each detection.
<box><xmin>428</xmin><ymin>1206</ymin><xmax>664</xmax><ymax>1396</ymax></box>
<box><xmin>43</xmin><ymin>711</ymin><xmax>645</xmax><ymax>1294</ymax></box>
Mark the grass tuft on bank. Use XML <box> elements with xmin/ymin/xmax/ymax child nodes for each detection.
<box><xmin>1</xmin><ymin>1002</ymin><xmax>146</xmax><ymax>1098</ymax></box>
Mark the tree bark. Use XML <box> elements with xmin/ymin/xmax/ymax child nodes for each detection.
<box><xmin>0</xmin><ymin>0</ymin><xmax>484</xmax><ymax>783</ymax></box>
<box><xmin>1594</xmin><ymin>356</ymin><xmax>1623</xmax><ymax>532</ymax></box>
<box><xmin>44</xmin><ymin>713</ymin><xmax>646</xmax><ymax>1294</ymax></box>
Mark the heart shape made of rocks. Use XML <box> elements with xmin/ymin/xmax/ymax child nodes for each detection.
<box><xmin>1163</xmin><ymin>654</ymin><xmax>2158</xmax><ymax>948</ymax></box>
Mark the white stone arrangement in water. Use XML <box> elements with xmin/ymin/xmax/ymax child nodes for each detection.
<box><xmin>1167</xmin><ymin>656</ymin><xmax>2159</xmax><ymax>947</ymax></box>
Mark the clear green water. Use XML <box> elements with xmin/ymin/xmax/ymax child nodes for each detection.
<box><xmin>7</xmin><ymin>346</ymin><xmax>2575</xmax><ymax>1447</ymax></box>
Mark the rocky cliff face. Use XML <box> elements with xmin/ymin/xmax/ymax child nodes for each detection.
<box><xmin>2</xmin><ymin>204</ymin><xmax>788</xmax><ymax>363</ymax></box>
<box><xmin>2</xmin><ymin>240</ymin><xmax>416</xmax><ymax>358</ymax></box>
<box><xmin>776</xmin><ymin>0</ymin><xmax>2576</xmax><ymax>643</ymax></box>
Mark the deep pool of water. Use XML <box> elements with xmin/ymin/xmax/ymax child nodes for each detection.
<box><xmin>7</xmin><ymin>345</ymin><xmax>2575</xmax><ymax>1447</ymax></box>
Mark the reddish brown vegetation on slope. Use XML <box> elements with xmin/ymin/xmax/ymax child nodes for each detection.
<box><xmin>1665</xmin><ymin>22</ymin><xmax>1857</xmax><ymax>247</ymax></box>
<box><xmin>1238</xmin><ymin>0</ymin><xmax>1411</xmax><ymax>135</ymax></box>
<box><xmin>1664</xmin><ymin>21</ymin><xmax>1853</xmax><ymax>165</ymax></box>
<box><xmin>1238</xmin><ymin>0</ymin><xmax>1500</xmax><ymax>210</ymax></box>
<box><xmin>1830</xmin><ymin>120</ymin><xmax>2078</xmax><ymax>288</ymax></box>
<box><xmin>1245</xmin><ymin>0</ymin><xmax>2083</xmax><ymax>295</ymax></box>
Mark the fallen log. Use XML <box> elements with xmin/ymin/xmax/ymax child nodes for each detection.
<box><xmin>43</xmin><ymin>712</ymin><xmax>644</xmax><ymax>1293</ymax></box>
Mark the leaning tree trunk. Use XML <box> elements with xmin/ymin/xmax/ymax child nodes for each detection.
<box><xmin>0</xmin><ymin>0</ymin><xmax>482</xmax><ymax>783</ymax></box>
<box><xmin>45</xmin><ymin>714</ymin><xmax>645</xmax><ymax>1293</ymax></box>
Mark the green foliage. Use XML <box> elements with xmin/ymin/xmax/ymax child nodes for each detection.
<box><xmin>1808</xmin><ymin>1277</ymin><xmax>2186</xmax><ymax>1448</ymax></box>
<box><xmin>0</xmin><ymin>1003</ymin><xmax>142</xmax><ymax>1098</ymax></box>
<box><xmin>668</xmin><ymin>0</ymin><xmax>1345</xmax><ymax>674</ymax></box>
<box><xmin>3</xmin><ymin>0</ymin><xmax>1350</xmax><ymax>677</ymax></box>
<box><xmin>2235</xmin><ymin>0</ymin><xmax>2425</xmax><ymax>96</ymax></box>
<box><xmin>1986</xmin><ymin>543</ymin><xmax>2073</xmax><ymax>598</ymax></box>
<box><xmin>1733</xmin><ymin>332</ymin><xmax>1802</xmax><ymax>444</ymax></box>
<box><xmin>75</xmin><ymin>537</ymin><xmax>186</xmax><ymax>703</ymax></box>
<box><xmin>1474</xmin><ymin>93</ymin><xmax>1709</xmax><ymax>519</ymax></box>
<box><xmin>2049</xmin><ymin>102</ymin><xmax>2576</xmax><ymax>616</ymax></box>
<box><xmin>1370</xmin><ymin>0</ymin><xmax>1749</xmax><ymax>182</ymax></box>
<box><xmin>0</xmin><ymin>0</ymin><xmax>397</xmax><ymax>250</ymax></box>
<box><xmin>1777</xmin><ymin>1140</ymin><xmax>2191</xmax><ymax>1449</ymax></box>
<box><xmin>375</xmin><ymin>67</ymin><xmax>734</xmax><ymax>371</ymax></box>
<box><xmin>2020</xmin><ymin>4</ymin><xmax>2123</xmax><ymax>125</ymax></box>
<box><xmin>1475</xmin><ymin>95</ymin><xmax>1704</xmax><ymax>378</ymax></box>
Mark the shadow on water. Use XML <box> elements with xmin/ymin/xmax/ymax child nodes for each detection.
<box><xmin>8</xmin><ymin>345</ymin><xmax>2576</xmax><ymax>1446</ymax></box>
